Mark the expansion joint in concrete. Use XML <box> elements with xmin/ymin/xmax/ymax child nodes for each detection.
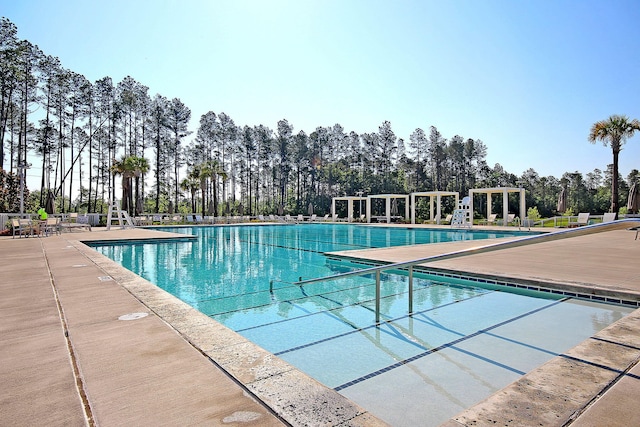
<box><xmin>40</xmin><ymin>239</ymin><xmax>96</xmax><ymax>427</ymax></box>
<box><xmin>563</xmin><ymin>352</ymin><xmax>640</xmax><ymax>426</ymax></box>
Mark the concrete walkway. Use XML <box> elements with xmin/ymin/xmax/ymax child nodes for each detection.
<box><xmin>1</xmin><ymin>232</ymin><xmax>287</xmax><ymax>426</ymax></box>
<box><xmin>1</xmin><ymin>223</ymin><xmax>639</xmax><ymax>426</ymax></box>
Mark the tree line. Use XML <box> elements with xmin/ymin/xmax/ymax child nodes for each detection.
<box><xmin>1</xmin><ymin>17</ymin><xmax>638</xmax><ymax>220</ymax></box>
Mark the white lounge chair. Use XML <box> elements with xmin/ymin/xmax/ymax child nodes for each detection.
<box><xmin>481</xmin><ymin>213</ymin><xmax>498</xmax><ymax>226</ymax></box>
<box><xmin>425</xmin><ymin>214</ymin><xmax>445</xmax><ymax>224</ymax></box>
<box><xmin>570</xmin><ymin>213</ymin><xmax>590</xmax><ymax>227</ymax></box>
<box><xmin>602</xmin><ymin>212</ymin><xmax>616</xmax><ymax>223</ymax></box>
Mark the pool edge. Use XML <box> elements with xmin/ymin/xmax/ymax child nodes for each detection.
<box><xmin>74</xmin><ymin>238</ymin><xmax>390</xmax><ymax>427</ymax></box>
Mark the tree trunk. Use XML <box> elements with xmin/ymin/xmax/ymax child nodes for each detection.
<box><xmin>154</xmin><ymin>123</ymin><xmax>161</xmax><ymax>213</ymax></box>
<box><xmin>611</xmin><ymin>148</ymin><xmax>619</xmax><ymax>216</ymax></box>
<box><xmin>213</xmin><ymin>177</ymin><xmax>218</xmax><ymax>217</ymax></box>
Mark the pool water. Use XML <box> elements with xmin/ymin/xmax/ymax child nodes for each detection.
<box><xmin>93</xmin><ymin>224</ymin><xmax>633</xmax><ymax>427</ymax></box>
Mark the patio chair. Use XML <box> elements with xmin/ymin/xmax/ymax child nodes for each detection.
<box><xmin>602</xmin><ymin>212</ymin><xmax>616</xmax><ymax>223</ymax></box>
<box><xmin>42</xmin><ymin>217</ymin><xmax>61</xmax><ymax>236</ymax></box>
<box><xmin>134</xmin><ymin>216</ymin><xmax>149</xmax><ymax>226</ymax></box>
<box><xmin>12</xmin><ymin>218</ymin><xmax>33</xmax><ymax>238</ymax></box>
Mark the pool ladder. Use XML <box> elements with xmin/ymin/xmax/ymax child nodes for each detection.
<box><xmin>294</xmin><ymin>219</ymin><xmax>640</xmax><ymax>324</ymax></box>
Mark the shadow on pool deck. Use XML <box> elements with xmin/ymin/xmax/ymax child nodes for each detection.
<box><xmin>1</xmin><ymin>223</ymin><xmax>640</xmax><ymax>426</ymax></box>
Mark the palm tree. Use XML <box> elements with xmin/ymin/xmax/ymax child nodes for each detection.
<box><xmin>111</xmin><ymin>156</ymin><xmax>136</xmax><ymax>215</ymax></box>
<box><xmin>180</xmin><ymin>172</ymin><xmax>200</xmax><ymax>214</ymax></box>
<box><xmin>198</xmin><ymin>162</ymin><xmax>212</xmax><ymax>217</ymax></box>
<box><xmin>209</xmin><ymin>160</ymin><xmax>228</xmax><ymax>218</ymax></box>
<box><xmin>588</xmin><ymin>115</ymin><xmax>640</xmax><ymax>215</ymax></box>
<box><xmin>130</xmin><ymin>156</ymin><xmax>149</xmax><ymax>215</ymax></box>
<box><xmin>194</xmin><ymin>160</ymin><xmax>227</xmax><ymax>218</ymax></box>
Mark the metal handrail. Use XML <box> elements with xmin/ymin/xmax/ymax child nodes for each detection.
<box><xmin>294</xmin><ymin>219</ymin><xmax>640</xmax><ymax>323</ymax></box>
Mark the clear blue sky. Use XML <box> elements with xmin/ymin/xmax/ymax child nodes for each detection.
<box><xmin>3</xmin><ymin>0</ymin><xmax>640</xmax><ymax>181</ymax></box>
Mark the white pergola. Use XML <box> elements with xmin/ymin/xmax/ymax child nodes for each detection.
<box><xmin>366</xmin><ymin>194</ymin><xmax>410</xmax><ymax>223</ymax></box>
<box><xmin>331</xmin><ymin>196</ymin><xmax>368</xmax><ymax>222</ymax></box>
<box><xmin>410</xmin><ymin>191</ymin><xmax>459</xmax><ymax>224</ymax></box>
<box><xmin>469</xmin><ymin>187</ymin><xmax>526</xmax><ymax>224</ymax></box>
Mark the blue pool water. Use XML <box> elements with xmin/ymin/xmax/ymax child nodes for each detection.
<box><xmin>92</xmin><ymin>224</ymin><xmax>633</xmax><ymax>426</ymax></box>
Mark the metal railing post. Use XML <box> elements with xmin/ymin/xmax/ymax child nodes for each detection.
<box><xmin>408</xmin><ymin>266</ymin><xmax>414</xmax><ymax>314</ymax></box>
<box><xmin>375</xmin><ymin>270</ymin><xmax>381</xmax><ymax>324</ymax></box>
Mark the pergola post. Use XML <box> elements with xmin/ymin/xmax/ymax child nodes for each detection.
<box><xmin>502</xmin><ymin>190</ymin><xmax>509</xmax><ymax>225</ymax></box>
<box><xmin>331</xmin><ymin>198</ymin><xmax>336</xmax><ymax>220</ymax></box>
<box><xmin>385</xmin><ymin>197</ymin><xmax>391</xmax><ymax>223</ymax></box>
<box><xmin>404</xmin><ymin>196</ymin><xmax>409</xmax><ymax>221</ymax></box>
<box><xmin>410</xmin><ymin>194</ymin><xmax>416</xmax><ymax>224</ymax></box>
<box><xmin>366</xmin><ymin>196</ymin><xmax>372</xmax><ymax>223</ymax></box>
<box><xmin>429</xmin><ymin>196</ymin><xmax>435</xmax><ymax>222</ymax></box>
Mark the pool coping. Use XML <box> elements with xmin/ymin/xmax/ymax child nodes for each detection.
<box><xmin>73</xmin><ymin>237</ymin><xmax>388</xmax><ymax>427</ymax></box>
<box><xmin>45</xmin><ymin>225</ymin><xmax>640</xmax><ymax>426</ymax></box>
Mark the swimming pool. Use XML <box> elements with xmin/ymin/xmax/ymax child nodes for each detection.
<box><xmin>92</xmin><ymin>224</ymin><xmax>633</xmax><ymax>426</ymax></box>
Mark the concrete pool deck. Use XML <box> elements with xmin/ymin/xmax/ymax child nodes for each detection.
<box><xmin>1</xmin><ymin>223</ymin><xmax>639</xmax><ymax>426</ymax></box>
